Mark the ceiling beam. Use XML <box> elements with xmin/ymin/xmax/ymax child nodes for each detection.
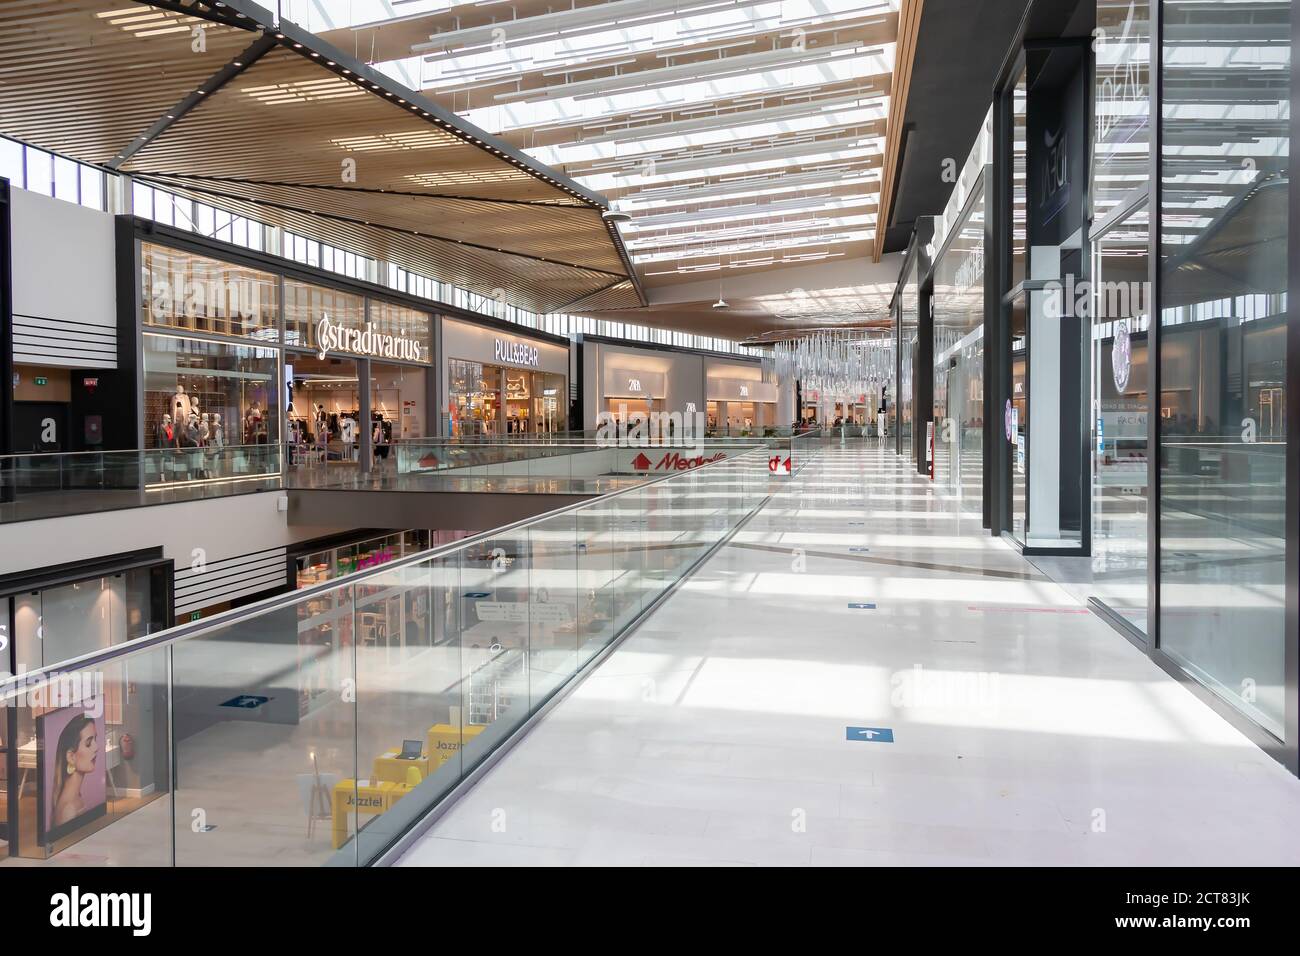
<box><xmin>210</xmin><ymin>0</ymin><xmax>611</xmax><ymax>209</ymax></box>
<box><xmin>141</xmin><ymin>176</ymin><xmax>632</xmax><ymax>278</ymax></box>
<box><xmin>109</xmin><ymin>32</ymin><xmax>278</xmax><ymax>170</ymax></box>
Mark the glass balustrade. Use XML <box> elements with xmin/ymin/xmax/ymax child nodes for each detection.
<box><xmin>0</xmin><ymin>447</ymin><xmax>773</xmax><ymax>866</ymax></box>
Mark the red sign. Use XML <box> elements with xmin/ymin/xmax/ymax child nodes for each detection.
<box><xmin>83</xmin><ymin>377</ymin><xmax>99</xmax><ymax>394</ymax></box>
<box><xmin>768</xmin><ymin>455</ymin><xmax>792</xmax><ymax>476</ymax></box>
<box><xmin>632</xmin><ymin>450</ymin><xmax>727</xmax><ymax>472</ymax></box>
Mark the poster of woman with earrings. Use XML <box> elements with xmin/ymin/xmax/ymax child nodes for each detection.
<box><xmin>38</xmin><ymin>703</ymin><xmax>107</xmax><ymax>845</ymax></box>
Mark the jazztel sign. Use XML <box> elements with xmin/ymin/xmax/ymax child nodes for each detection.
<box><xmin>494</xmin><ymin>338</ymin><xmax>540</xmax><ymax>367</ymax></box>
<box><xmin>316</xmin><ymin>314</ymin><xmax>424</xmax><ymax>362</ymax></box>
<box><xmin>630</xmin><ymin>450</ymin><xmax>727</xmax><ymax>472</ymax></box>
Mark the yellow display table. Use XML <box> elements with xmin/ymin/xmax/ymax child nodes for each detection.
<box><xmin>331</xmin><ymin>779</ymin><xmax>413</xmax><ymax>849</ymax></box>
<box><xmin>372</xmin><ymin>750</ymin><xmax>431</xmax><ymax>785</ymax></box>
<box><xmin>426</xmin><ymin>723</ymin><xmax>487</xmax><ymax>769</ymax></box>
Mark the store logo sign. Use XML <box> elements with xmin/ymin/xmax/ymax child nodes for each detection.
<box><xmin>627</xmin><ymin>378</ymin><xmax>643</xmax><ymax>393</ymax></box>
<box><xmin>316</xmin><ymin>314</ymin><xmax>423</xmax><ymax>362</ymax></box>
<box><xmin>739</xmin><ymin>384</ymin><xmax>749</xmax><ymax>398</ymax></box>
<box><xmin>494</xmin><ymin>338</ymin><xmax>540</xmax><ymax>368</ymax></box>
<box><xmin>1112</xmin><ymin>320</ymin><xmax>1132</xmax><ymax>393</ymax></box>
<box><xmin>632</xmin><ymin>450</ymin><xmax>727</xmax><ymax>472</ymax></box>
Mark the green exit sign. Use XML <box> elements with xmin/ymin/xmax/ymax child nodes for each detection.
<box><xmin>34</xmin><ymin>377</ymin><xmax>47</xmax><ymax>386</ymax></box>
<box><xmin>190</xmin><ymin>611</ymin><xmax>202</xmax><ymax>622</ymax></box>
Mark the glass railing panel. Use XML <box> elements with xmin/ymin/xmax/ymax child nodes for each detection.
<box><xmin>524</xmin><ymin>509</ymin><xmax>581</xmax><ymax>705</ymax></box>
<box><xmin>575</xmin><ymin>489</ymin><xmax>641</xmax><ymax>665</ymax></box>
<box><xmin>348</xmin><ymin>558</ymin><xmax>463</xmax><ymax>865</ymax></box>
<box><xmin>170</xmin><ymin>582</ymin><xmax>359</xmax><ymax>866</ymax></box>
<box><xmin>640</xmin><ymin>478</ymin><xmax>685</xmax><ymax>592</ymax></box>
<box><xmin>608</xmin><ymin>486</ymin><xmax>647</xmax><ymax>634</ymax></box>
<box><xmin>454</xmin><ymin>530</ymin><xmax>533</xmax><ymax>776</ymax></box>
<box><xmin>0</xmin><ymin>645</ymin><xmax>171</xmax><ymax>865</ymax></box>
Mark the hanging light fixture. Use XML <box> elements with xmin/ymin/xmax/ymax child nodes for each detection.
<box><xmin>773</xmin><ymin>330</ymin><xmax>894</xmax><ymax>405</ymax></box>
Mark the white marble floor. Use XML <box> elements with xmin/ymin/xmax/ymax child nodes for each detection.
<box><xmin>398</xmin><ymin>442</ymin><xmax>1300</xmax><ymax>867</ymax></box>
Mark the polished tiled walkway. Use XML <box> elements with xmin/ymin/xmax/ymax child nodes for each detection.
<box><xmin>399</xmin><ymin>442</ymin><xmax>1300</xmax><ymax>866</ymax></box>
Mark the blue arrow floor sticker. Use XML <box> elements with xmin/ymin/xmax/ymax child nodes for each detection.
<box><xmin>848</xmin><ymin>603</ymin><xmax>876</xmax><ymax>610</ymax></box>
<box><xmin>846</xmin><ymin>726</ymin><xmax>894</xmax><ymax>743</ymax></box>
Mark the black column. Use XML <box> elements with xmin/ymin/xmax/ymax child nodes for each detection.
<box><xmin>916</xmin><ymin>285</ymin><xmax>934</xmax><ymax>474</ymax></box>
<box><xmin>913</xmin><ymin>218</ymin><xmax>936</xmax><ymax>475</ymax></box>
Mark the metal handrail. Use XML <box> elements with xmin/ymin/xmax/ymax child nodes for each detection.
<box><xmin>0</xmin><ymin>443</ymin><xmax>770</xmax><ymax>697</ymax></box>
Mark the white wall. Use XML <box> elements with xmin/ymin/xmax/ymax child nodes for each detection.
<box><xmin>10</xmin><ymin>188</ymin><xmax>117</xmax><ymax>368</ymax></box>
<box><xmin>584</xmin><ymin>341</ymin><xmax>705</xmax><ymax>427</ymax></box>
<box><xmin>0</xmin><ymin>494</ymin><xmax>343</xmax><ymax>613</ymax></box>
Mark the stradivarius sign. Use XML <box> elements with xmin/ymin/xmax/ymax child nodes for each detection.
<box><xmin>316</xmin><ymin>313</ymin><xmax>423</xmax><ymax>362</ymax></box>
<box><xmin>494</xmin><ymin>337</ymin><xmax>540</xmax><ymax>368</ymax></box>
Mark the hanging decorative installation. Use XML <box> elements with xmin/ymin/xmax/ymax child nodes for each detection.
<box><xmin>773</xmin><ymin>330</ymin><xmax>894</xmax><ymax>404</ymax></box>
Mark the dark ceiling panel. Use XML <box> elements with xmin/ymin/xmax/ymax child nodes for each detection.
<box><xmin>883</xmin><ymin>0</ymin><xmax>1033</xmax><ymax>253</ymax></box>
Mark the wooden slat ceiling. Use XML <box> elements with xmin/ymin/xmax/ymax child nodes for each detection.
<box><xmin>0</xmin><ymin>0</ymin><xmax>643</xmax><ymax>314</ymax></box>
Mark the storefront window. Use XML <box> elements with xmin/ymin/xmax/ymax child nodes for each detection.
<box><xmin>2</xmin><ymin>565</ymin><xmax>171</xmax><ymax>861</ymax></box>
<box><xmin>933</xmin><ymin>180</ymin><xmax>986</xmax><ymax>508</ymax></box>
<box><xmin>295</xmin><ymin>531</ymin><xmax>428</xmax><ymax>588</ymax></box>
<box><xmin>283</xmin><ymin>280</ymin><xmax>365</xmax><ymax>354</ymax></box>
<box><xmin>449</xmin><ymin>358</ymin><xmax>500</xmax><ymax>437</ymax></box>
<box><xmin>1158</xmin><ymin>0</ymin><xmax>1290</xmax><ymax>735</ymax></box>
<box><xmin>1094</xmin><ymin>0</ymin><xmax>1151</xmax><ymax>219</ymax></box>
<box><xmin>503</xmin><ymin>368</ymin><xmax>564</xmax><ymax>434</ymax></box>
<box><xmin>1009</xmin><ymin>296</ymin><xmax>1028</xmax><ymax>542</ymax></box>
<box><xmin>286</xmin><ymin>354</ymin><xmax>360</xmax><ymax>462</ymax></box>
<box><xmin>1010</xmin><ymin>67</ymin><xmax>1028</xmax><ymax>288</ymax></box>
<box><xmin>143</xmin><ymin>333</ymin><xmax>279</xmax><ymax>454</ymax></box>
<box><xmin>899</xmin><ymin>258</ymin><xmax>918</xmax><ymax>452</ymax></box>
<box><xmin>284</xmin><ymin>287</ymin><xmax>429</xmax><ymax>366</ymax></box>
<box><xmin>142</xmin><ymin>244</ymin><xmax>279</xmax><ymax>341</ymax></box>
<box><xmin>368</xmin><ymin>300</ymin><xmax>433</xmax><ymax>364</ymax></box>
<box><xmin>1091</xmin><ymin>206</ymin><xmax>1150</xmax><ymax>634</ymax></box>
<box><xmin>9</xmin><ymin>567</ymin><xmax>164</xmax><ymax>674</ymax></box>
<box><xmin>449</xmin><ymin>359</ymin><xmax>563</xmax><ymax>436</ymax></box>
<box><xmin>371</xmin><ymin>362</ymin><xmax>426</xmax><ymax>447</ymax></box>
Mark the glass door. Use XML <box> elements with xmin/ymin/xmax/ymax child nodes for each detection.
<box><xmin>1090</xmin><ymin>205</ymin><xmax>1150</xmax><ymax>635</ymax></box>
<box><xmin>1008</xmin><ymin>294</ymin><xmax>1028</xmax><ymax>543</ymax></box>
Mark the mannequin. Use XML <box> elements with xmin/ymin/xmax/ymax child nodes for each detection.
<box><xmin>245</xmin><ymin>402</ymin><xmax>264</xmax><ymax>445</ymax></box>
<box><xmin>172</xmin><ymin>385</ymin><xmax>193</xmax><ymax>424</ymax></box>
<box><xmin>339</xmin><ymin>414</ymin><xmax>357</xmax><ymax>460</ymax></box>
<box><xmin>157</xmin><ymin>413</ymin><xmax>176</xmax><ymax>449</ymax></box>
<box><xmin>314</xmin><ymin>404</ymin><xmax>329</xmax><ymax>450</ymax></box>
<box><xmin>210</xmin><ymin>413</ymin><xmax>225</xmax><ymax>449</ymax></box>
<box><xmin>200</xmin><ymin>412</ymin><xmax>214</xmax><ymax>477</ymax></box>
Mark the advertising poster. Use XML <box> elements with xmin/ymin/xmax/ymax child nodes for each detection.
<box><xmin>39</xmin><ymin>704</ymin><xmax>108</xmax><ymax>844</ymax></box>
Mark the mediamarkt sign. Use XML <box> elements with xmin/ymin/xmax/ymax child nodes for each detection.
<box><xmin>630</xmin><ymin>450</ymin><xmax>727</xmax><ymax>472</ymax></box>
<box><xmin>316</xmin><ymin>313</ymin><xmax>423</xmax><ymax>362</ymax></box>
<box><xmin>494</xmin><ymin>337</ymin><xmax>540</xmax><ymax>367</ymax></box>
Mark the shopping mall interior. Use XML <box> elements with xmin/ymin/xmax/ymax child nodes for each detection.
<box><xmin>0</xmin><ymin>0</ymin><xmax>1297</xmax><ymax>883</ymax></box>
